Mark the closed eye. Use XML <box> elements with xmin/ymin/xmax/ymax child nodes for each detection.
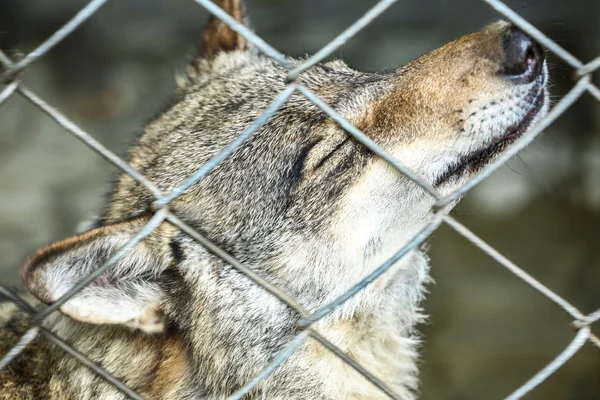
<box><xmin>289</xmin><ymin>137</ymin><xmax>324</xmax><ymax>185</ymax></box>
<box><xmin>314</xmin><ymin>136</ymin><xmax>351</xmax><ymax>170</ymax></box>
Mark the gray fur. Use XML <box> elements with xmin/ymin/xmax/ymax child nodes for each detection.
<box><xmin>1</xmin><ymin>5</ymin><xmax>548</xmax><ymax>399</ymax></box>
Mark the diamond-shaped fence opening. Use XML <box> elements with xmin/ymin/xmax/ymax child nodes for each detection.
<box><xmin>0</xmin><ymin>0</ymin><xmax>598</xmax><ymax>399</ymax></box>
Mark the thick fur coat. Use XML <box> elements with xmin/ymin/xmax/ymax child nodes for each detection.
<box><xmin>0</xmin><ymin>1</ymin><xmax>548</xmax><ymax>398</ymax></box>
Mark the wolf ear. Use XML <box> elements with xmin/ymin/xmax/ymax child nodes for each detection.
<box><xmin>199</xmin><ymin>0</ymin><xmax>249</xmax><ymax>58</ymax></box>
<box><xmin>22</xmin><ymin>218</ymin><xmax>175</xmax><ymax>333</ymax></box>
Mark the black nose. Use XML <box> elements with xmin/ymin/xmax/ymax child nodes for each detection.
<box><xmin>500</xmin><ymin>26</ymin><xmax>545</xmax><ymax>83</ymax></box>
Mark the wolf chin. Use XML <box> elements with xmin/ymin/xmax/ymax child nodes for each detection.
<box><xmin>0</xmin><ymin>1</ymin><xmax>548</xmax><ymax>399</ymax></box>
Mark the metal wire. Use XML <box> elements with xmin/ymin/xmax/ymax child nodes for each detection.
<box><xmin>504</xmin><ymin>328</ymin><xmax>591</xmax><ymax>400</ymax></box>
<box><xmin>436</xmin><ymin>76</ymin><xmax>591</xmax><ymax>208</ymax></box>
<box><xmin>37</xmin><ymin>326</ymin><xmax>146</xmax><ymax>400</ymax></box>
<box><xmin>0</xmin><ymin>0</ymin><xmax>598</xmax><ymax>399</ymax></box>
<box><xmin>297</xmin><ymin>210</ymin><xmax>447</xmax><ymax>329</ymax></box>
<box><xmin>165</xmin><ymin>212</ymin><xmax>308</xmax><ymax>317</ymax></box>
<box><xmin>443</xmin><ymin>215</ymin><xmax>600</xmax><ymax>347</ymax></box>
<box><xmin>153</xmin><ymin>84</ymin><xmax>298</xmax><ymax>209</ymax></box>
<box><xmin>227</xmin><ymin>330</ymin><xmax>310</xmax><ymax>400</ymax></box>
<box><xmin>296</xmin><ymin>85</ymin><xmax>439</xmax><ymax>197</ymax></box>
<box><xmin>18</xmin><ymin>87</ymin><xmax>163</xmax><ymax>198</ymax></box>
<box><xmin>0</xmin><ymin>327</ymin><xmax>39</xmax><ymax>370</ymax></box>
<box><xmin>577</xmin><ymin>56</ymin><xmax>600</xmax><ymax>76</ymax></box>
<box><xmin>574</xmin><ymin>309</ymin><xmax>600</xmax><ymax>328</ymax></box>
<box><xmin>0</xmin><ymin>81</ymin><xmax>18</xmax><ymax>107</ymax></box>
<box><xmin>0</xmin><ymin>0</ymin><xmax>111</xmax><ymax>83</ymax></box>
<box><xmin>0</xmin><ymin>286</ymin><xmax>145</xmax><ymax>400</ymax></box>
<box><xmin>191</xmin><ymin>0</ymin><xmax>292</xmax><ymax>68</ymax></box>
<box><xmin>32</xmin><ymin>207</ymin><xmax>169</xmax><ymax>321</ymax></box>
<box><xmin>309</xmin><ymin>329</ymin><xmax>403</xmax><ymax>400</ymax></box>
<box><xmin>286</xmin><ymin>0</ymin><xmax>400</xmax><ymax>81</ymax></box>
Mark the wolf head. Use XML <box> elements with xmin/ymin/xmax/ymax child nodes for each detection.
<box><xmin>22</xmin><ymin>0</ymin><xmax>547</xmax><ymax>338</ymax></box>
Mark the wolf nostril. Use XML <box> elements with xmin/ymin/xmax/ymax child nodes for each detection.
<box><xmin>500</xmin><ymin>26</ymin><xmax>545</xmax><ymax>83</ymax></box>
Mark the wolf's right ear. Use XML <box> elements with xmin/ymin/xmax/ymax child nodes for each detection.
<box><xmin>199</xmin><ymin>0</ymin><xmax>249</xmax><ymax>58</ymax></box>
<box><xmin>22</xmin><ymin>217</ymin><xmax>176</xmax><ymax>333</ymax></box>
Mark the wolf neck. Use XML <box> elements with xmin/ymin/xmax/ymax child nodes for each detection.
<box><xmin>40</xmin><ymin>314</ymin><xmax>192</xmax><ymax>399</ymax></box>
<box><xmin>170</xmin><ymin>246</ymin><xmax>429</xmax><ymax>399</ymax></box>
<box><xmin>307</xmin><ymin>250</ymin><xmax>429</xmax><ymax>399</ymax></box>
<box><xmin>37</xmin><ymin>250</ymin><xmax>428</xmax><ymax>399</ymax></box>
<box><xmin>271</xmin><ymin>227</ymin><xmax>431</xmax><ymax>316</ymax></box>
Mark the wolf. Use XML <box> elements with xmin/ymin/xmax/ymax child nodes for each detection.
<box><xmin>0</xmin><ymin>0</ymin><xmax>548</xmax><ymax>398</ymax></box>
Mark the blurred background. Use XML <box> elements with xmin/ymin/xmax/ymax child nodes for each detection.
<box><xmin>0</xmin><ymin>0</ymin><xmax>598</xmax><ymax>398</ymax></box>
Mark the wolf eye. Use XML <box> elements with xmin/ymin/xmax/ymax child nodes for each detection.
<box><xmin>313</xmin><ymin>137</ymin><xmax>351</xmax><ymax>170</ymax></box>
<box><xmin>290</xmin><ymin>138</ymin><xmax>323</xmax><ymax>182</ymax></box>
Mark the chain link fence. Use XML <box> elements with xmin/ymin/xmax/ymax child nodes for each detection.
<box><xmin>0</xmin><ymin>0</ymin><xmax>598</xmax><ymax>399</ymax></box>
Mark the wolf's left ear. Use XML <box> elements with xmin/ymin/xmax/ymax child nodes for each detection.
<box><xmin>22</xmin><ymin>217</ymin><xmax>176</xmax><ymax>333</ymax></box>
<box><xmin>199</xmin><ymin>0</ymin><xmax>249</xmax><ymax>58</ymax></box>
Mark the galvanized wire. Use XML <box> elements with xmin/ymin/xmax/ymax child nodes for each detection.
<box><xmin>0</xmin><ymin>81</ymin><xmax>18</xmax><ymax>107</ymax></box>
<box><xmin>286</xmin><ymin>0</ymin><xmax>400</xmax><ymax>81</ymax></box>
<box><xmin>0</xmin><ymin>0</ymin><xmax>111</xmax><ymax>84</ymax></box>
<box><xmin>0</xmin><ymin>327</ymin><xmax>39</xmax><ymax>370</ymax></box>
<box><xmin>309</xmin><ymin>329</ymin><xmax>403</xmax><ymax>400</ymax></box>
<box><xmin>32</xmin><ymin>207</ymin><xmax>170</xmax><ymax>321</ymax></box>
<box><xmin>297</xmin><ymin>210</ymin><xmax>447</xmax><ymax>329</ymax></box>
<box><xmin>443</xmin><ymin>215</ymin><xmax>600</xmax><ymax>347</ymax></box>
<box><xmin>18</xmin><ymin>87</ymin><xmax>163</xmax><ymax>198</ymax></box>
<box><xmin>165</xmin><ymin>212</ymin><xmax>308</xmax><ymax>317</ymax></box>
<box><xmin>574</xmin><ymin>309</ymin><xmax>600</xmax><ymax>328</ymax></box>
<box><xmin>296</xmin><ymin>85</ymin><xmax>439</xmax><ymax>197</ymax></box>
<box><xmin>38</xmin><ymin>325</ymin><xmax>146</xmax><ymax>400</ymax></box>
<box><xmin>153</xmin><ymin>84</ymin><xmax>298</xmax><ymax>209</ymax></box>
<box><xmin>0</xmin><ymin>0</ymin><xmax>598</xmax><ymax>400</ymax></box>
<box><xmin>0</xmin><ymin>286</ymin><xmax>145</xmax><ymax>400</ymax></box>
<box><xmin>227</xmin><ymin>330</ymin><xmax>311</xmax><ymax>400</ymax></box>
<box><xmin>436</xmin><ymin>76</ymin><xmax>591</xmax><ymax>208</ymax></box>
<box><xmin>577</xmin><ymin>56</ymin><xmax>600</xmax><ymax>76</ymax></box>
<box><xmin>191</xmin><ymin>0</ymin><xmax>292</xmax><ymax>68</ymax></box>
<box><xmin>504</xmin><ymin>328</ymin><xmax>591</xmax><ymax>400</ymax></box>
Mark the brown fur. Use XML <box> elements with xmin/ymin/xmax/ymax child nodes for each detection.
<box><xmin>150</xmin><ymin>336</ymin><xmax>189</xmax><ymax>398</ymax></box>
<box><xmin>0</xmin><ymin>1</ymin><xmax>549</xmax><ymax>398</ymax></box>
<box><xmin>200</xmin><ymin>0</ymin><xmax>247</xmax><ymax>57</ymax></box>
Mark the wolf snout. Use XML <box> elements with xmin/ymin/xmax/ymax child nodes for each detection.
<box><xmin>500</xmin><ymin>26</ymin><xmax>545</xmax><ymax>84</ymax></box>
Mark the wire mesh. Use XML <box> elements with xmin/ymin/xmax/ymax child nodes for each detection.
<box><xmin>0</xmin><ymin>0</ymin><xmax>598</xmax><ymax>399</ymax></box>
